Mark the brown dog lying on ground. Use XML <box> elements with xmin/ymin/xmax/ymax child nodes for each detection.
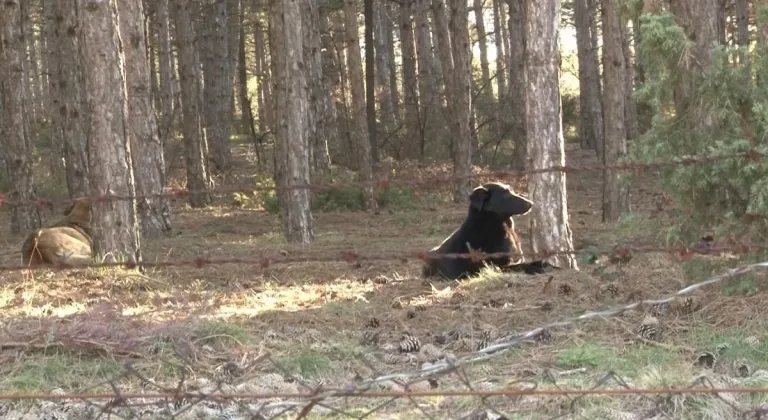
<box><xmin>20</xmin><ymin>198</ymin><xmax>93</xmax><ymax>267</ymax></box>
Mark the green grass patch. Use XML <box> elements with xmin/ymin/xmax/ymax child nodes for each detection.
<box><xmin>0</xmin><ymin>353</ymin><xmax>123</xmax><ymax>393</ymax></box>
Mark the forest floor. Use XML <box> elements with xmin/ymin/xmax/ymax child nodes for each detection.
<box><xmin>0</xmin><ymin>141</ymin><xmax>767</xmax><ymax>419</ymax></box>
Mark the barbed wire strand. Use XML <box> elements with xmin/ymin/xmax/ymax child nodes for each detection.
<box><xmin>0</xmin><ymin>149</ymin><xmax>761</xmax><ymax>208</ymax></box>
<box><xmin>3</xmin><ymin>242</ymin><xmax>763</xmax><ymax>274</ymax></box>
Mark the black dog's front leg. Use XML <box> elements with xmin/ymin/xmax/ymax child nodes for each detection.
<box><xmin>503</xmin><ymin>260</ymin><xmax>561</xmax><ymax>275</ymax></box>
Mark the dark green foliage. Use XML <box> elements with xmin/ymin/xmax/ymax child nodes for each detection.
<box><xmin>630</xmin><ymin>11</ymin><xmax>768</xmax><ymax>237</ymax></box>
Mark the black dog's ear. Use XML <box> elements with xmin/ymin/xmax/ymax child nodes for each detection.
<box><xmin>469</xmin><ymin>186</ymin><xmax>488</xmax><ymax>211</ymax></box>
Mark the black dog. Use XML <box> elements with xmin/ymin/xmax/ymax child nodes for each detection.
<box><xmin>421</xmin><ymin>182</ymin><xmax>560</xmax><ymax>280</ymax></box>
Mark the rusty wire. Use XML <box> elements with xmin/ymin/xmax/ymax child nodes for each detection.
<box><xmin>0</xmin><ymin>149</ymin><xmax>760</xmax><ymax>208</ymax></box>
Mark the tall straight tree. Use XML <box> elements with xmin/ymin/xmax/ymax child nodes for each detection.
<box><xmin>507</xmin><ymin>0</ymin><xmax>527</xmax><ymax>170</ymax></box>
<box><xmin>304</xmin><ymin>0</ymin><xmax>332</xmax><ymax>176</ymax></box>
<box><xmin>118</xmin><ymin>0</ymin><xmax>172</xmax><ymax>236</ymax></box>
<box><xmin>77</xmin><ymin>0</ymin><xmax>141</xmax><ymax>264</ymax></box>
<box><xmin>53</xmin><ymin>0</ymin><xmax>89</xmax><ymax>198</ymax></box>
<box><xmin>574</xmin><ymin>0</ymin><xmax>604</xmax><ymax>156</ymax></box>
<box><xmin>399</xmin><ymin>1</ymin><xmax>419</xmax><ymax>157</ymax></box>
<box><xmin>344</xmin><ymin>0</ymin><xmax>377</xmax><ymax>210</ymax></box>
<box><xmin>364</xmin><ymin>0</ymin><xmax>378</xmax><ymax>164</ymax></box>
<box><xmin>199</xmin><ymin>0</ymin><xmax>233</xmax><ymax>173</ymax></box>
<box><xmin>269</xmin><ymin>0</ymin><xmax>314</xmax><ymax>244</ymax></box>
<box><xmin>448</xmin><ymin>0</ymin><xmax>473</xmax><ymax>202</ymax></box>
<box><xmin>172</xmin><ymin>0</ymin><xmax>212</xmax><ymax>207</ymax></box>
<box><xmin>602</xmin><ymin>0</ymin><xmax>629</xmax><ymax>222</ymax></box>
<box><xmin>524</xmin><ymin>0</ymin><xmax>577</xmax><ymax>270</ymax></box>
<box><xmin>1</xmin><ymin>0</ymin><xmax>41</xmax><ymax>234</ymax></box>
<box><xmin>155</xmin><ymin>0</ymin><xmax>175</xmax><ymax>140</ymax></box>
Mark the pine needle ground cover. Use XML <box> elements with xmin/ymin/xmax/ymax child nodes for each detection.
<box><xmin>0</xmin><ymin>144</ymin><xmax>766</xmax><ymax>419</ymax></box>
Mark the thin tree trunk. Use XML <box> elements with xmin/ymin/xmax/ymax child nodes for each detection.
<box><xmin>43</xmin><ymin>0</ymin><xmax>66</xmax><ymax>182</ymax></box>
<box><xmin>602</xmin><ymin>0</ymin><xmax>629</xmax><ymax>222</ymax></box>
<box><xmin>270</xmin><ymin>0</ymin><xmax>314</xmax><ymax>244</ymax></box>
<box><xmin>172</xmin><ymin>0</ymin><xmax>212</xmax><ymax>207</ymax></box>
<box><xmin>492</xmin><ymin>0</ymin><xmax>507</xmax><ymax>102</ymax></box>
<box><xmin>329</xmin><ymin>10</ymin><xmax>353</xmax><ymax>165</ymax></box>
<box><xmin>415</xmin><ymin>0</ymin><xmax>438</xmax><ymax>157</ymax></box>
<box><xmin>54</xmin><ymin>0</ymin><xmax>90</xmax><ymax>198</ymax></box>
<box><xmin>19</xmin><ymin>1</ymin><xmax>38</xmax><ymax>124</ymax></box>
<box><xmin>228</xmin><ymin>0</ymin><xmax>240</xmax><ymax>125</ymax></box>
<box><xmin>432</xmin><ymin>0</ymin><xmax>454</xmax><ymax>156</ymax></box>
<box><xmin>400</xmin><ymin>1</ymin><xmax>420</xmax><ymax>159</ymax></box>
<box><xmin>375</xmin><ymin>2</ymin><xmax>396</xmax><ymax>135</ymax></box>
<box><xmin>385</xmin><ymin>3</ymin><xmax>401</xmax><ymax>125</ymax></box>
<box><xmin>508</xmin><ymin>0</ymin><xmax>527</xmax><ymax>170</ymax></box>
<box><xmin>238</xmin><ymin>0</ymin><xmax>254</xmax><ymax>139</ymax></box>
<box><xmin>199</xmin><ymin>0</ymin><xmax>233</xmax><ymax>173</ymax></box>
<box><xmin>305</xmin><ymin>0</ymin><xmax>332</xmax><ymax>176</ymax></box>
<box><xmin>254</xmin><ymin>20</ymin><xmax>269</xmax><ymax>133</ymax></box>
<box><xmin>364</xmin><ymin>0</ymin><xmax>378</xmax><ymax>165</ymax></box>
<box><xmin>78</xmin><ymin>0</ymin><xmax>142</xmax><ymax>264</ymax></box>
<box><xmin>473</xmin><ymin>0</ymin><xmax>495</xmax><ymax>133</ymax></box>
<box><xmin>343</xmin><ymin>0</ymin><xmax>377</xmax><ymax>210</ymax></box>
<box><xmin>156</xmin><ymin>0</ymin><xmax>175</xmax><ymax>141</ymax></box>
<box><xmin>448</xmin><ymin>0</ymin><xmax>473</xmax><ymax>202</ymax></box>
<box><xmin>524</xmin><ymin>0</ymin><xmax>577</xmax><ymax>270</ymax></box>
<box><xmin>575</xmin><ymin>0</ymin><xmax>605</xmax><ymax>156</ymax></box>
<box><xmin>316</xmin><ymin>5</ymin><xmax>340</xmax><ymax>164</ymax></box>
<box><xmin>736</xmin><ymin>0</ymin><xmax>749</xmax><ymax>75</ymax></box>
<box><xmin>119</xmin><ymin>0</ymin><xmax>172</xmax><ymax>237</ymax></box>
<box><xmin>1</xmin><ymin>0</ymin><xmax>41</xmax><ymax>234</ymax></box>
<box><xmin>621</xmin><ymin>17</ymin><xmax>639</xmax><ymax>142</ymax></box>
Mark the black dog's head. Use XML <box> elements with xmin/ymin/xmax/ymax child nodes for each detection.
<box><xmin>469</xmin><ymin>182</ymin><xmax>533</xmax><ymax>218</ymax></box>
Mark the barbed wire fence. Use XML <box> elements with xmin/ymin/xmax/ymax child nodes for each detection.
<box><xmin>1</xmin><ymin>151</ymin><xmax>768</xmax><ymax>419</ymax></box>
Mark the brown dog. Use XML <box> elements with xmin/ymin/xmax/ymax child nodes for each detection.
<box><xmin>21</xmin><ymin>198</ymin><xmax>93</xmax><ymax>267</ymax></box>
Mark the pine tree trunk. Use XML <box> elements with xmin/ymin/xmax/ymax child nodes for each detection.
<box><xmin>448</xmin><ymin>0</ymin><xmax>473</xmax><ymax>202</ymax></box>
<box><xmin>237</xmin><ymin>1</ymin><xmax>254</xmax><ymax>139</ymax></box>
<box><xmin>400</xmin><ymin>1</ymin><xmax>420</xmax><ymax>159</ymax></box>
<box><xmin>172</xmin><ymin>0</ymin><xmax>212</xmax><ymax>207</ymax></box>
<box><xmin>415</xmin><ymin>0</ymin><xmax>438</xmax><ymax>156</ymax></box>
<box><xmin>507</xmin><ymin>0</ymin><xmax>528</xmax><ymax>170</ymax></box>
<box><xmin>375</xmin><ymin>2</ymin><xmax>396</xmax><ymax>135</ymax></box>
<box><xmin>316</xmin><ymin>5</ymin><xmax>341</xmax><ymax>163</ymax></box>
<box><xmin>43</xmin><ymin>0</ymin><xmax>66</xmax><ymax>182</ymax></box>
<box><xmin>119</xmin><ymin>0</ymin><xmax>172</xmax><ymax>237</ymax></box>
<box><xmin>574</xmin><ymin>0</ymin><xmax>604</xmax><ymax>155</ymax></box>
<box><xmin>1</xmin><ymin>0</ymin><xmax>41</xmax><ymax>235</ymax></box>
<box><xmin>78</xmin><ymin>0</ymin><xmax>141</xmax><ymax>264</ymax></box>
<box><xmin>305</xmin><ymin>0</ymin><xmax>332</xmax><ymax>177</ymax></box>
<box><xmin>385</xmin><ymin>3</ymin><xmax>401</xmax><ymax>125</ymax></box>
<box><xmin>524</xmin><ymin>0</ymin><xmax>577</xmax><ymax>270</ymax></box>
<box><xmin>344</xmin><ymin>0</ymin><xmax>377</xmax><ymax>211</ymax></box>
<box><xmin>432</xmin><ymin>0</ymin><xmax>455</xmax><ymax>153</ymax></box>
<box><xmin>253</xmin><ymin>21</ymin><xmax>269</xmax><ymax>133</ymax></box>
<box><xmin>492</xmin><ymin>0</ymin><xmax>507</xmax><ymax>102</ymax></box>
<box><xmin>198</xmin><ymin>0</ymin><xmax>233</xmax><ymax>173</ymax></box>
<box><xmin>270</xmin><ymin>0</ymin><xmax>315</xmax><ymax>243</ymax></box>
<box><xmin>621</xmin><ymin>17</ymin><xmax>639</xmax><ymax>142</ymax></box>
<box><xmin>473</xmin><ymin>0</ymin><xmax>496</xmax><ymax>140</ymax></box>
<box><xmin>602</xmin><ymin>0</ymin><xmax>629</xmax><ymax>222</ymax></box>
<box><xmin>54</xmin><ymin>0</ymin><xmax>90</xmax><ymax>198</ymax></box>
<box><xmin>364</xmin><ymin>0</ymin><xmax>378</xmax><ymax>165</ymax></box>
<box><xmin>156</xmin><ymin>0</ymin><xmax>175</xmax><ymax>141</ymax></box>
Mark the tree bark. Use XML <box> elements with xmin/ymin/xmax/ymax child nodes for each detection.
<box><xmin>385</xmin><ymin>3</ymin><xmax>401</xmax><ymax>125</ymax></box>
<box><xmin>492</xmin><ymin>0</ymin><xmax>507</xmax><ymax>102</ymax></box>
<box><xmin>52</xmin><ymin>0</ymin><xmax>90</xmax><ymax>198</ymax></box>
<box><xmin>736</xmin><ymin>0</ymin><xmax>749</xmax><ymax>74</ymax></box>
<box><xmin>574</xmin><ymin>0</ymin><xmax>604</xmax><ymax>156</ymax></box>
<box><xmin>270</xmin><ymin>0</ymin><xmax>314</xmax><ymax>244</ymax></box>
<box><xmin>304</xmin><ymin>0</ymin><xmax>332</xmax><ymax>176</ymax></box>
<box><xmin>364</xmin><ymin>0</ymin><xmax>378</xmax><ymax>165</ymax></box>
<box><xmin>156</xmin><ymin>0</ymin><xmax>175</xmax><ymax>142</ymax></box>
<box><xmin>237</xmin><ymin>1</ymin><xmax>254</xmax><ymax>141</ymax></box>
<box><xmin>602</xmin><ymin>0</ymin><xmax>629</xmax><ymax>222</ymax></box>
<box><xmin>474</xmin><ymin>0</ymin><xmax>496</xmax><ymax>140</ymax></box>
<box><xmin>1</xmin><ymin>0</ymin><xmax>41</xmax><ymax>235</ymax></box>
<box><xmin>415</xmin><ymin>0</ymin><xmax>438</xmax><ymax>156</ymax></box>
<box><xmin>432</xmin><ymin>0</ymin><xmax>455</xmax><ymax>149</ymax></box>
<box><xmin>43</xmin><ymin>0</ymin><xmax>66</xmax><ymax>182</ymax></box>
<box><xmin>78</xmin><ymin>0</ymin><xmax>142</xmax><ymax>264</ymax></box>
<box><xmin>198</xmin><ymin>0</ymin><xmax>233</xmax><ymax>173</ymax></box>
<box><xmin>524</xmin><ymin>0</ymin><xmax>577</xmax><ymax>270</ymax></box>
<box><xmin>119</xmin><ymin>0</ymin><xmax>172</xmax><ymax>237</ymax></box>
<box><xmin>399</xmin><ymin>1</ymin><xmax>420</xmax><ymax>159</ymax></box>
<box><xmin>507</xmin><ymin>0</ymin><xmax>527</xmax><ymax>170</ymax></box>
<box><xmin>448</xmin><ymin>0</ymin><xmax>473</xmax><ymax>202</ymax></box>
<box><xmin>316</xmin><ymin>5</ymin><xmax>341</xmax><ymax>162</ymax></box>
<box><xmin>621</xmin><ymin>16</ymin><xmax>639</xmax><ymax>142</ymax></box>
<box><xmin>375</xmin><ymin>3</ymin><xmax>397</xmax><ymax>135</ymax></box>
<box><xmin>343</xmin><ymin>0</ymin><xmax>377</xmax><ymax>211</ymax></box>
<box><xmin>172</xmin><ymin>0</ymin><xmax>212</xmax><ymax>207</ymax></box>
<box><xmin>253</xmin><ymin>20</ymin><xmax>270</xmax><ymax>133</ymax></box>
<box><xmin>669</xmin><ymin>0</ymin><xmax>720</xmax><ymax>132</ymax></box>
